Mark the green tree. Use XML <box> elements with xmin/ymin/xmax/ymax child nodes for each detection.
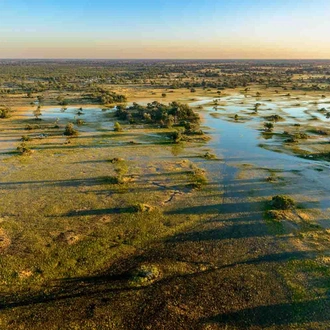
<box><xmin>33</xmin><ymin>106</ymin><xmax>42</xmax><ymax>120</ymax></box>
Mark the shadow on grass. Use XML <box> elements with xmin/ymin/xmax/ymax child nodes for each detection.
<box><xmin>0</xmin><ymin>249</ymin><xmax>317</xmax><ymax>312</ymax></box>
<box><xmin>200</xmin><ymin>298</ymin><xmax>330</xmax><ymax>328</ymax></box>
<box><xmin>66</xmin><ymin>207</ymin><xmax>137</xmax><ymax>216</ymax></box>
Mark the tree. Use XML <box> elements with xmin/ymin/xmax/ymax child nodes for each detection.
<box><xmin>33</xmin><ymin>106</ymin><xmax>42</xmax><ymax>120</ymax></box>
<box><xmin>254</xmin><ymin>103</ymin><xmax>261</xmax><ymax>112</ymax></box>
<box><xmin>264</xmin><ymin>122</ymin><xmax>274</xmax><ymax>132</ymax></box>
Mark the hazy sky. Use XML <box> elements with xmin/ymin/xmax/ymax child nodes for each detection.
<box><xmin>0</xmin><ymin>0</ymin><xmax>329</xmax><ymax>59</ymax></box>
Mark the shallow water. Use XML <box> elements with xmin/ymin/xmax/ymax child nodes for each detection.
<box><xmin>14</xmin><ymin>99</ymin><xmax>330</xmax><ymax>219</ymax></box>
<box><xmin>190</xmin><ymin>97</ymin><xmax>330</xmax><ymax>218</ymax></box>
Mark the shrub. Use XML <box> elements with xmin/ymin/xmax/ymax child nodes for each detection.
<box><xmin>266</xmin><ymin>114</ymin><xmax>283</xmax><ymax>122</ymax></box>
<box><xmin>64</xmin><ymin>123</ymin><xmax>78</xmax><ymax>136</ymax></box>
<box><xmin>203</xmin><ymin>152</ymin><xmax>216</xmax><ymax>159</ymax></box>
<box><xmin>264</xmin><ymin>122</ymin><xmax>274</xmax><ymax>132</ymax></box>
<box><xmin>131</xmin><ymin>203</ymin><xmax>152</xmax><ymax>213</ymax></box>
<box><xmin>266</xmin><ymin>175</ymin><xmax>276</xmax><ymax>182</ymax></box>
<box><xmin>17</xmin><ymin>142</ymin><xmax>32</xmax><ymax>155</ymax></box>
<box><xmin>76</xmin><ymin>119</ymin><xmax>84</xmax><ymax>126</ymax></box>
<box><xmin>170</xmin><ymin>131</ymin><xmax>182</xmax><ymax>143</ymax></box>
<box><xmin>189</xmin><ymin>165</ymin><xmax>207</xmax><ymax>189</ymax></box>
<box><xmin>0</xmin><ymin>107</ymin><xmax>11</xmax><ymax>118</ymax></box>
<box><xmin>109</xmin><ymin>157</ymin><xmax>124</xmax><ymax>163</ymax></box>
<box><xmin>25</xmin><ymin>124</ymin><xmax>40</xmax><ymax>130</ymax></box>
<box><xmin>129</xmin><ymin>264</ymin><xmax>160</xmax><ymax>286</ymax></box>
<box><xmin>21</xmin><ymin>135</ymin><xmax>32</xmax><ymax>142</ymax></box>
<box><xmin>114</xmin><ymin>122</ymin><xmax>123</xmax><ymax>132</ymax></box>
<box><xmin>271</xmin><ymin>195</ymin><xmax>295</xmax><ymax>210</ymax></box>
<box><xmin>294</xmin><ymin>132</ymin><xmax>308</xmax><ymax>139</ymax></box>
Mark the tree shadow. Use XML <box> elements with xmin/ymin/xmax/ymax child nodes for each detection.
<box><xmin>167</xmin><ymin>221</ymin><xmax>270</xmax><ymax>242</ymax></box>
<box><xmin>165</xmin><ymin>200</ymin><xmax>266</xmax><ymax>215</ymax></box>
<box><xmin>200</xmin><ymin>298</ymin><xmax>330</xmax><ymax>328</ymax></box>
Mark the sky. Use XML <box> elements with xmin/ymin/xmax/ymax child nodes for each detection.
<box><xmin>0</xmin><ymin>0</ymin><xmax>329</xmax><ymax>59</ymax></box>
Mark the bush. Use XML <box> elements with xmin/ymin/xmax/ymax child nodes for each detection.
<box><xmin>271</xmin><ymin>195</ymin><xmax>295</xmax><ymax>210</ymax></box>
<box><xmin>21</xmin><ymin>135</ymin><xmax>32</xmax><ymax>142</ymax></box>
<box><xmin>76</xmin><ymin>119</ymin><xmax>84</xmax><ymax>126</ymax></box>
<box><xmin>189</xmin><ymin>165</ymin><xmax>207</xmax><ymax>189</ymax></box>
<box><xmin>203</xmin><ymin>152</ymin><xmax>216</xmax><ymax>159</ymax></box>
<box><xmin>170</xmin><ymin>131</ymin><xmax>182</xmax><ymax>143</ymax></box>
<box><xmin>17</xmin><ymin>142</ymin><xmax>32</xmax><ymax>155</ymax></box>
<box><xmin>131</xmin><ymin>203</ymin><xmax>152</xmax><ymax>213</ymax></box>
<box><xmin>25</xmin><ymin>124</ymin><xmax>40</xmax><ymax>130</ymax></box>
<box><xmin>109</xmin><ymin>157</ymin><xmax>124</xmax><ymax>163</ymax></box>
<box><xmin>64</xmin><ymin>123</ymin><xmax>78</xmax><ymax>136</ymax></box>
<box><xmin>266</xmin><ymin>114</ymin><xmax>283</xmax><ymax>122</ymax></box>
<box><xmin>264</xmin><ymin>122</ymin><xmax>274</xmax><ymax>132</ymax></box>
<box><xmin>129</xmin><ymin>264</ymin><xmax>160</xmax><ymax>286</ymax></box>
<box><xmin>0</xmin><ymin>107</ymin><xmax>11</xmax><ymax>118</ymax></box>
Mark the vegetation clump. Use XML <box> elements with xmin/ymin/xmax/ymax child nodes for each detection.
<box><xmin>285</xmin><ymin>132</ymin><xmax>308</xmax><ymax>143</ymax></box>
<box><xmin>131</xmin><ymin>203</ymin><xmax>153</xmax><ymax>213</ymax></box>
<box><xmin>266</xmin><ymin>175</ymin><xmax>277</xmax><ymax>182</ymax></box>
<box><xmin>115</xmin><ymin>101</ymin><xmax>199</xmax><ymax>126</ymax></box>
<box><xmin>21</xmin><ymin>135</ymin><xmax>32</xmax><ymax>142</ymax></box>
<box><xmin>203</xmin><ymin>151</ymin><xmax>217</xmax><ymax>160</ymax></box>
<box><xmin>253</xmin><ymin>102</ymin><xmax>261</xmax><ymax>112</ymax></box>
<box><xmin>114</xmin><ymin>122</ymin><xmax>123</xmax><ymax>132</ymax></box>
<box><xmin>17</xmin><ymin>142</ymin><xmax>32</xmax><ymax>155</ymax></box>
<box><xmin>33</xmin><ymin>105</ymin><xmax>42</xmax><ymax>120</ymax></box>
<box><xmin>170</xmin><ymin>130</ymin><xmax>183</xmax><ymax>143</ymax></box>
<box><xmin>91</xmin><ymin>88</ymin><xmax>127</xmax><ymax>105</ymax></box>
<box><xmin>271</xmin><ymin>195</ymin><xmax>295</xmax><ymax>210</ymax></box>
<box><xmin>109</xmin><ymin>157</ymin><xmax>124</xmax><ymax>163</ymax></box>
<box><xmin>129</xmin><ymin>264</ymin><xmax>161</xmax><ymax>286</ymax></box>
<box><xmin>189</xmin><ymin>165</ymin><xmax>207</xmax><ymax>189</ymax></box>
<box><xmin>265</xmin><ymin>114</ymin><xmax>284</xmax><ymax>122</ymax></box>
<box><xmin>76</xmin><ymin>119</ymin><xmax>84</xmax><ymax>126</ymax></box>
<box><xmin>64</xmin><ymin>123</ymin><xmax>78</xmax><ymax>136</ymax></box>
<box><xmin>0</xmin><ymin>107</ymin><xmax>11</xmax><ymax>118</ymax></box>
<box><xmin>103</xmin><ymin>159</ymin><xmax>128</xmax><ymax>184</ymax></box>
<box><xmin>25</xmin><ymin>124</ymin><xmax>40</xmax><ymax>130</ymax></box>
<box><xmin>264</xmin><ymin>122</ymin><xmax>274</xmax><ymax>132</ymax></box>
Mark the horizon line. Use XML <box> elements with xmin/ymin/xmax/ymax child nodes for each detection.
<box><xmin>1</xmin><ymin>58</ymin><xmax>330</xmax><ymax>61</ymax></box>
